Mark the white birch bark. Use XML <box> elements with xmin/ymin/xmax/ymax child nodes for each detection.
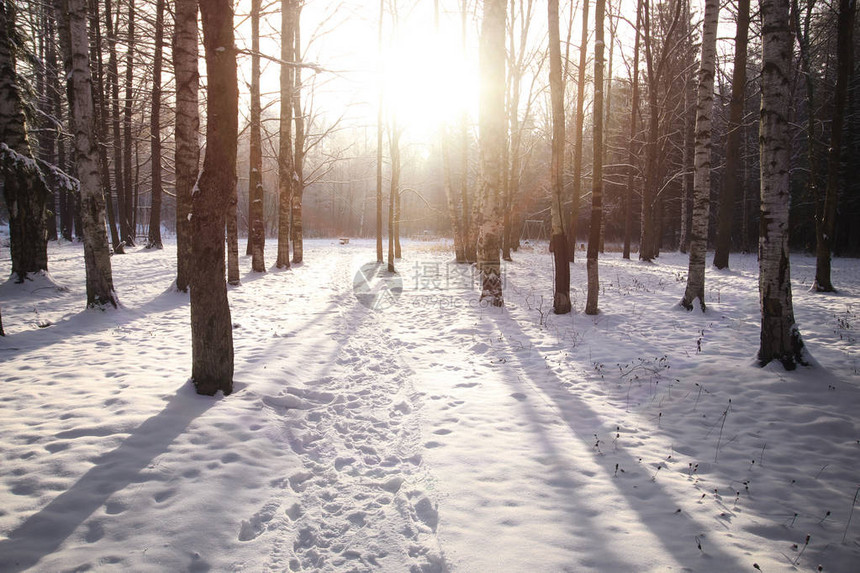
<box><xmin>758</xmin><ymin>0</ymin><xmax>804</xmax><ymax>368</ymax></box>
<box><xmin>477</xmin><ymin>0</ymin><xmax>506</xmax><ymax>306</ymax></box>
<box><xmin>276</xmin><ymin>0</ymin><xmax>294</xmax><ymax>269</ymax></box>
<box><xmin>680</xmin><ymin>0</ymin><xmax>719</xmax><ymax>311</ymax></box>
<box><xmin>55</xmin><ymin>0</ymin><xmax>117</xmax><ymax>308</ymax></box>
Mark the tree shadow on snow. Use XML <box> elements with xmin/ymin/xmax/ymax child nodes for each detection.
<box><xmin>488</xmin><ymin>311</ymin><xmax>749</xmax><ymax>571</ymax></box>
<box><xmin>0</xmin><ymin>383</ymin><xmax>217</xmax><ymax>572</ymax></box>
<box><xmin>0</xmin><ymin>285</ymin><xmax>192</xmax><ymax>356</ymax></box>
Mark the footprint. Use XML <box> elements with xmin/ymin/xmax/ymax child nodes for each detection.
<box><xmin>414</xmin><ymin>496</ymin><xmax>439</xmax><ymax>532</ymax></box>
<box><xmin>433</xmin><ymin>428</ymin><xmax>452</xmax><ymax>435</ymax></box>
<box><xmin>285</xmin><ymin>503</ymin><xmax>303</xmax><ymax>521</ymax></box>
<box><xmin>510</xmin><ymin>393</ymin><xmax>527</xmax><ymax>401</ymax></box>
<box><xmin>393</xmin><ymin>401</ymin><xmax>412</xmax><ymax>414</ymax></box>
<box><xmin>424</xmin><ymin>441</ymin><xmax>445</xmax><ymax>449</ymax></box>
<box><xmin>335</xmin><ymin>457</ymin><xmax>356</xmax><ymax>471</ymax></box>
<box><xmin>238</xmin><ymin>501</ymin><xmax>280</xmax><ymax>541</ymax></box>
<box><xmin>381</xmin><ymin>477</ymin><xmax>405</xmax><ymax>494</ymax></box>
<box><xmin>454</xmin><ymin>382</ymin><xmax>479</xmax><ymax>389</ymax></box>
<box><xmin>221</xmin><ymin>452</ymin><xmax>241</xmax><ymax>464</ymax></box>
<box><xmin>289</xmin><ymin>472</ymin><xmax>313</xmax><ymax>492</ymax></box>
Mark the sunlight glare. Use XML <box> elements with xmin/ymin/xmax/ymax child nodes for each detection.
<box><xmin>380</xmin><ymin>12</ymin><xmax>477</xmax><ymax>142</ymax></box>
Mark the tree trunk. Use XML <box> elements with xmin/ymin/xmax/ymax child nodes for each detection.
<box><xmin>586</xmin><ymin>0</ymin><xmax>605</xmax><ymax>316</ymax></box>
<box><xmin>640</xmin><ymin>0</ymin><xmax>683</xmax><ymax>262</ymax></box>
<box><xmin>88</xmin><ymin>0</ymin><xmax>122</xmax><ymax>254</ymax></box>
<box><xmin>276</xmin><ymin>0</ymin><xmax>294</xmax><ymax>269</ymax></box>
<box><xmin>548</xmin><ymin>0</ymin><xmax>570</xmax><ymax>314</ymax></box>
<box><xmin>0</xmin><ymin>0</ymin><xmax>49</xmax><ymax>282</ymax></box>
<box><xmin>600</xmin><ymin>0</ymin><xmax>615</xmax><ymax>255</ymax></box>
<box><xmin>55</xmin><ymin>0</ymin><xmax>118</xmax><ymax>307</ymax></box>
<box><xmin>814</xmin><ymin>0</ymin><xmax>855</xmax><ymax>291</ymax></box>
<box><xmin>758</xmin><ymin>0</ymin><xmax>804</xmax><ymax>369</ymax></box>
<box><xmin>146</xmin><ymin>0</ymin><xmax>165</xmax><ymax>249</ymax></box>
<box><xmin>376</xmin><ymin>0</ymin><xmax>384</xmax><ymax>263</ymax></box>
<box><xmin>388</xmin><ymin>122</ymin><xmax>400</xmax><ymax>273</ymax></box>
<box><xmin>713</xmin><ymin>0</ymin><xmax>750</xmax><ymax>269</ymax></box>
<box><xmin>504</xmin><ymin>0</ymin><xmax>536</xmax><ymax>263</ymax></box>
<box><xmin>38</xmin><ymin>4</ymin><xmax>58</xmax><ymax>242</ymax></box>
<box><xmin>291</xmin><ymin>1</ymin><xmax>304</xmax><ymax>264</ymax></box>
<box><xmin>679</xmin><ymin>66</ymin><xmax>694</xmax><ymax>254</ymax></box>
<box><xmin>173</xmin><ymin>0</ymin><xmax>199</xmax><ymax>292</ymax></box>
<box><xmin>105</xmin><ymin>0</ymin><xmax>128</xmax><ymax>248</ymax></box>
<box><xmin>680</xmin><ymin>0</ymin><xmax>719</xmax><ymax>311</ymax></box>
<box><xmin>192</xmin><ymin>0</ymin><xmax>236</xmax><ymax>396</ymax></box>
<box><xmin>477</xmin><ymin>0</ymin><xmax>506</xmax><ymax>306</ymax></box>
<box><xmin>622</xmin><ymin>0</ymin><xmax>642</xmax><ymax>260</ymax></box>
<box><xmin>640</xmin><ymin>0</ymin><xmax>658</xmax><ymax>262</ymax></box>
<box><xmin>568</xmin><ymin>0</ymin><xmax>590</xmax><ymax>262</ymax></box>
<box><xmin>461</xmin><ymin>0</ymin><xmax>474</xmax><ymax>263</ymax></box>
<box><xmin>122</xmin><ymin>0</ymin><xmax>135</xmax><ymax>246</ymax></box>
<box><xmin>227</xmin><ymin>190</ymin><xmax>240</xmax><ymax>285</ymax></box>
<box><xmin>48</xmin><ymin>10</ymin><xmax>72</xmax><ymax>242</ymax></box>
<box><xmin>441</xmin><ymin>123</ymin><xmax>466</xmax><ymax>262</ymax></box>
<box><xmin>248</xmin><ymin>0</ymin><xmax>266</xmax><ymax>272</ymax></box>
<box><xmin>394</xmin><ymin>163</ymin><xmax>401</xmax><ymax>259</ymax></box>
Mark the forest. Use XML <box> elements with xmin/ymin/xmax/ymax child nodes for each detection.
<box><xmin>1</xmin><ymin>0</ymin><xmax>859</xmax><ymax>571</ymax></box>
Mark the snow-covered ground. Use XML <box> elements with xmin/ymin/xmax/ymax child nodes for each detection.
<box><xmin>0</xmin><ymin>238</ymin><xmax>858</xmax><ymax>572</ymax></box>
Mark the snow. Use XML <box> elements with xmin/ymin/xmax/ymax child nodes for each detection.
<box><xmin>1</xmin><ymin>238</ymin><xmax>858</xmax><ymax>572</ymax></box>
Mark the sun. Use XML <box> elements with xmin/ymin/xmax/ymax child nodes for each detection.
<box><xmin>378</xmin><ymin>7</ymin><xmax>479</xmax><ymax>144</ymax></box>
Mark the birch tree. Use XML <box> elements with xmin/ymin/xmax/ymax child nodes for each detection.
<box><xmin>376</xmin><ymin>0</ymin><xmax>384</xmax><ymax>263</ymax></box>
<box><xmin>548</xmin><ymin>0</ymin><xmax>570</xmax><ymax>313</ymax></box>
<box><xmin>104</xmin><ymin>0</ymin><xmax>129</xmax><ymax>248</ymax></box>
<box><xmin>88</xmin><ymin>0</ymin><xmax>122</xmax><ymax>254</ymax></box>
<box><xmin>622</xmin><ymin>0</ymin><xmax>642</xmax><ymax>260</ymax></box>
<box><xmin>55</xmin><ymin>0</ymin><xmax>118</xmax><ymax>307</ymax></box>
<box><xmin>173</xmin><ymin>0</ymin><xmax>199</xmax><ymax>292</ymax></box>
<box><xmin>568</xmin><ymin>0</ymin><xmax>590</xmax><ymax>262</ymax></box>
<box><xmin>276</xmin><ymin>0</ymin><xmax>295</xmax><ymax>269</ymax></box>
<box><xmin>758</xmin><ymin>0</ymin><xmax>804</xmax><ymax>368</ymax></box>
<box><xmin>388</xmin><ymin>120</ymin><xmax>400</xmax><ymax>273</ymax></box>
<box><xmin>122</xmin><ymin>0</ymin><xmax>135</xmax><ymax>247</ymax></box>
<box><xmin>460</xmin><ymin>0</ymin><xmax>474</xmax><ymax>263</ymax></box>
<box><xmin>586</xmin><ymin>0</ymin><xmax>606</xmax><ymax>315</ymax></box>
<box><xmin>146</xmin><ymin>0</ymin><xmax>165</xmax><ymax>249</ymax></box>
<box><xmin>291</xmin><ymin>0</ymin><xmax>305</xmax><ymax>264</ymax></box>
<box><xmin>192</xmin><ymin>0</ymin><xmax>237</xmax><ymax>395</ymax></box>
<box><xmin>680</xmin><ymin>0</ymin><xmax>719</xmax><ymax>311</ymax></box>
<box><xmin>0</xmin><ymin>0</ymin><xmax>49</xmax><ymax>283</ymax></box>
<box><xmin>477</xmin><ymin>0</ymin><xmax>506</xmax><ymax>306</ymax></box>
<box><xmin>227</xmin><ymin>187</ymin><xmax>240</xmax><ymax>284</ymax></box>
<box><xmin>248</xmin><ymin>0</ymin><xmax>266</xmax><ymax>272</ymax></box>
